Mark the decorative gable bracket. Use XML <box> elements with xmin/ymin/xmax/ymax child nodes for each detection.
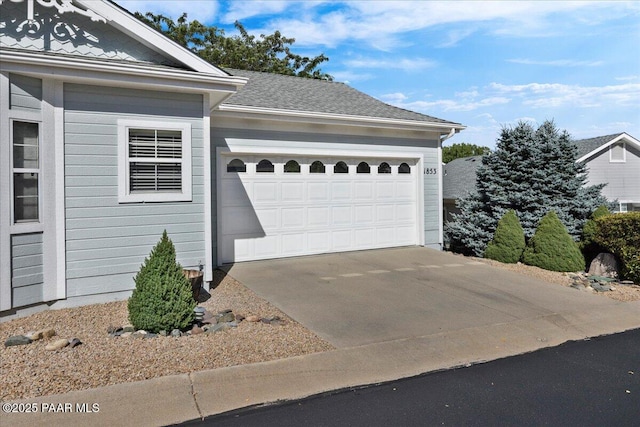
<box><xmin>1</xmin><ymin>0</ymin><xmax>106</xmax><ymax>23</ymax></box>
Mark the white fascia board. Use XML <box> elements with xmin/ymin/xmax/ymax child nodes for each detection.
<box><xmin>215</xmin><ymin>104</ymin><xmax>466</xmax><ymax>134</ymax></box>
<box><xmin>75</xmin><ymin>0</ymin><xmax>227</xmax><ymax>75</ymax></box>
<box><xmin>577</xmin><ymin>133</ymin><xmax>640</xmax><ymax>163</ymax></box>
<box><xmin>0</xmin><ymin>50</ymin><xmax>246</xmax><ymax>100</ymax></box>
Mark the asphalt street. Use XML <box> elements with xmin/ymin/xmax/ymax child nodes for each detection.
<box><xmin>177</xmin><ymin>328</ymin><xmax>640</xmax><ymax>427</ymax></box>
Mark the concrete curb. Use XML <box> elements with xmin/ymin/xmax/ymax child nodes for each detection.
<box><xmin>4</xmin><ymin>300</ymin><xmax>639</xmax><ymax>427</ymax></box>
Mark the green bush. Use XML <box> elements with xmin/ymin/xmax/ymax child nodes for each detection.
<box><xmin>522</xmin><ymin>211</ymin><xmax>585</xmax><ymax>272</ymax></box>
<box><xmin>128</xmin><ymin>231</ymin><xmax>196</xmax><ymax>333</ymax></box>
<box><xmin>593</xmin><ymin>212</ymin><xmax>640</xmax><ymax>284</ymax></box>
<box><xmin>485</xmin><ymin>210</ymin><xmax>526</xmax><ymax>263</ymax></box>
<box><xmin>580</xmin><ymin>205</ymin><xmax>610</xmax><ymax>266</ymax></box>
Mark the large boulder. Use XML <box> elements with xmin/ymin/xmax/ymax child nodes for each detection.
<box><xmin>588</xmin><ymin>253</ymin><xmax>619</xmax><ymax>278</ymax></box>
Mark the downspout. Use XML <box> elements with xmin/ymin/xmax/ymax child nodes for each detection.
<box><xmin>440</xmin><ymin>127</ymin><xmax>456</xmax><ymax>142</ymax></box>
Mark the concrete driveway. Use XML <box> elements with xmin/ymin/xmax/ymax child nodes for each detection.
<box><xmin>222</xmin><ymin>247</ymin><xmax>635</xmax><ymax>348</ymax></box>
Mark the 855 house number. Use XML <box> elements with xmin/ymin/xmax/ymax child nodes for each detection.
<box><xmin>423</xmin><ymin>168</ymin><xmax>437</xmax><ymax>175</ymax></box>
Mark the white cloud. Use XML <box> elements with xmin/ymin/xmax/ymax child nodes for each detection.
<box><xmin>330</xmin><ymin>70</ymin><xmax>374</xmax><ymax>83</ymax></box>
<box><xmin>507</xmin><ymin>58</ymin><xmax>604</xmax><ymax>67</ymax></box>
<box><xmin>389</xmin><ymin>96</ymin><xmax>511</xmax><ymax>113</ymax></box>
<box><xmin>489</xmin><ymin>82</ymin><xmax>640</xmax><ymax>108</ymax></box>
<box><xmin>379</xmin><ymin>92</ymin><xmax>409</xmax><ymax>103</ymax></box>
<box><xmin>615</xmin><ymin>75</ymin><xmax>640</xmax><ymax>81</ymax></box>
<box><xmin>117</xmin><ymin>0</ymin><xmax>219</xmax><ymax>21</ymax></box>
<box><xmin>343</xmin><ymin>57</ymin><xmax>437</xmax><ymax>71</ymax></box>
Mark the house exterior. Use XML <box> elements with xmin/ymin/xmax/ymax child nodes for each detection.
<box><xmin>575</xmin><ymin>133</ymin><xmax>640</xmax><ymax>213</ymax></box>
<box><xmin>441</xmin><ymin>133</ymin><xmax>640</xmax><ymax>225</ymax></box>
<box><xmin>0</xmin><ymin>0</ymin><xmax>463</xmax><ymax>316</ymax></box>
<box><xmin>442</xmin><ymin>155</ymin><xmax>482</xmax><ymax>222</ymax></box>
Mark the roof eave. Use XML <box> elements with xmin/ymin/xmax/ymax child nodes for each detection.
<box><xmin>216</xmin><ymin>104</ymin><xmax>465</xmax><ymax>134</ymax></box>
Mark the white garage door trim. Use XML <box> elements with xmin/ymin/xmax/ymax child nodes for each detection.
<box><xmin>216</xmin><ymin>147</ymin><xmax>424</xmax><ymax>264</ymax></box>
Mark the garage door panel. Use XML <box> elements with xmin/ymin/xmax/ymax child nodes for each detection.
<box><xmin>282</xmin><ymin>207</ymin><xmax>305</xmax><ymax>228</ymax></box>
<box><xmin>254</xmin><ymin>182</ymin><xmax>278</xmax><ymax>203</ymax></box>
<box><xmin>308</xmin><ymin>207</ymin><xmax>330</xmax><ymax>227</ymax></box>
<box><xmin>354</xmin><ymin>182</ymin><xmax>374</xmax><ymax>200</ymax></box>
<box><xmin>332</xmin><ymin>230</ymin><xmax>352</xmax><ymax>250</ymax></box>
<box><xmin>332</xmin><ymin>206</ymin><xmax>352</xmax><ymax>225</ymax></box>
<box><xmin>332</xmin><ymin>182</ymin><xmax>351</xmax><ymax>200</ymax></box>
<box><xmin>282</xmin><ymin>182</ymin><xmax>304</xmax><ymax>202</ymax></box>
<box><xmin>254</xmin><ymin>208</ymin><xmax>279</xmax><ymax>230</ymax></box>
<box><xmin>220</xmin><ymin>154</ymin><xmax>419</xmax><ymax>263</ymax></box>
<box><xmin>308</xmin><ymin>231</ymin><xmax>330</xmax><ymax>252</ymax></box>
<box><xmin>355</xmin><ymin>205</ymin><xmax>374</xmax><ymax>223</ymax></box>
<box><xmin>308</xmin><ymin>182</ymin><xmax>329</xmax><ymax>201</ymax></box>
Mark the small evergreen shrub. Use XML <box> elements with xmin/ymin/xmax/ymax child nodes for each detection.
<box><xmin>580</xmin><ymin>205</ymin><xmax>611</xmax><ymax>266</ymax></box>
<box><xmin>128</xmin><ymin>231</ymin><xmax>196</xmax><ymax>333</ymax></box>
<box><xmin>593</xmin><ymin>212</ymin><xmax>640</xmax><ymax>284</ymax></box>
<box><xmin>522</xmin><ymin>211</ymin><xmax>585</xmax><ymax>272</ymax></box>
<box><xmin>485</xmin><ymin>210</ymin><xmax>526</xmax><ymax>263</ymax></box>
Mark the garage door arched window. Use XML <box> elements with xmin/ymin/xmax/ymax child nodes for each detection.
<box><xmin>357</xmin><ymin>161</ymin><xmax>370</xmax><ymax>174</ymax></box>
<box><xmin>310</xmin><ymin>160</ymin><xmax>325</xmax><ymax>173</ymax></box>
<box><xmin>399</xmin><ymin>162</ymin><xmax>411</xmax><ymax>174</ymax></box>
<box><xmin>284</xmin><ymin>160</ymin><xmax>301</xmax><ymax>173</ymax></box>
<box><xmin>256</xmin><ymin>159</ymin><xmax>274</xmax><ymax>173</ymax></box>
<box><xmin>227</xmin><ymin>158</ymin><xmax>246</xmax><ymax>173</ymax></box>
<box><xmin>378</xmin><ymin>162</ymin><xmax>391</xmax><ymax>174</ymax></box>
<box><xmin>334</xmin><ymin>161</ymin><xmax>348</xmax><ymax>174</ymax></box>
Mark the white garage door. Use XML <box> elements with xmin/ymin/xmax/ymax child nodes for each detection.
<box><xmin>218</xmin><ymin>154</ymin><xmax>419</xmax><ymax>263</ymax></box>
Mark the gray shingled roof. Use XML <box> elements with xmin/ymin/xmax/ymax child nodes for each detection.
<box><xmin>223</xmin><ymin>68</ymin><xmax>460</xmax><ymax>126</ymax></box>
<box><xmin>574</xmin><ymin>133</ymin><xmax>622</xmax><ymax>158</ymax></box>
<box><xmin>442</xmin><ymin>155</ymin><xmax>483</xmax><ymax>200</ymax></box>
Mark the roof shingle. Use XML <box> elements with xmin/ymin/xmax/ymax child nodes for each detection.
<box><xmin>442</xmin><ymin>155</ymin><xmax>483</xmax><ymax>200</ymax></box>
<box><xmin>223</xmin><ymin>68</ymin><xmax>461</xmax><ymax>126</ymax></box>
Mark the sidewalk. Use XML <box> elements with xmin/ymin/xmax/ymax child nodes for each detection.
<box><xmin>4</xmin><ymin>299</ymin><xmax>639</xmax><ymax>427</ymax></box>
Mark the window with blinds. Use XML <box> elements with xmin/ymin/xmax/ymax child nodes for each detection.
<box><xmin>128</xmin><ymin>129</ymin><xmax>183</xmax><ymax>192</ymax></box>
<box><xmin>118</xmin><ymin>120</ymin><xmax>191</xmax><ymax>203</ymax></box>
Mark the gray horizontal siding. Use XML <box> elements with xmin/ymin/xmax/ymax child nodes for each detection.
<box><xmin>11</xmin><ymin>233</ymin><xmax>44</xmax><ymax>307</ymax></box>
<box><xmin>584</xmin><ymin>144</ymin><xmax>640</xmax><ymax>202</ymax></box>
<box><xmin>9</xmin><ymin>73</ymin><xmax>42</xmax><ymax>112</ymax></box>
<box><xmin>64</xmin><ymin>84</ymin><xmax>205</xmax><ymax>297</ymax></box>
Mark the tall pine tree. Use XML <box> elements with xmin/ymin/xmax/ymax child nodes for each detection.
<box><xmin>446</xmin><ymin>120</ymin><xmax>608</xmax><ymax>257</ymax></box>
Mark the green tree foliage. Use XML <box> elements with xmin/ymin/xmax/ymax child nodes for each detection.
<box><xmin>485</xmin><ymin>210</ymin><xmax>526</xmax><ymax>263</ymax></box>
<box><xmin>445</xmin><ymin>120</ymin><xmax>609</xmax><ymax>256</ymax></box>
<box><xmin>128</xmin><ymin>231</ymin><xmax>196</xmax><ymax>333</ymax></box>
<box><xmin>442</xmin><ymin>143</ymin><xmax>490</xmax><ymax>164</ymax></box>
<box><xmin>580</xmin><ymin>205</ymin><xmax>611</xmax><ymax>266</ymax></box>
<box><xmin>135</xmin><ymin>12</ymin><xmax>332</xmax><ymax>80</ymax></box>
<box><xmin>522</xmin><ymin>211</ymin><xmax>585</xmax><ymax>272</ymax></box>
<box><xmin>593</xmin><ymin>212</ymin><xmax>640</xmax><ymax>283</ymax></box>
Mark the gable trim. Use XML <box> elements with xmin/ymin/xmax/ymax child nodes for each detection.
<box><xmin>577</xmin><ymin>133</ymin><xmax>640</xmax><ymax>162</ymax></box>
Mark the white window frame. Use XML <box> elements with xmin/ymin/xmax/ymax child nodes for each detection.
<box><xmin>9</xmin><ymin>116</ymin><xmax>42</xmax><ymax>228</ymax></box>
<box><xmin>609</xmin><ymin>142</ymin><xmax>626</xmax><ymax>163</ymax></box>
<box><xmin>118</xmin><ymin>119</ymin><xmax>192</xmax><ymax>203</ymax></box>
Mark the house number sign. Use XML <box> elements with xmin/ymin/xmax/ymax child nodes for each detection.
<box><xmin>423</xmin><ymin>167</ymin><xmax>437</xmax><ymax>175</ymax></box>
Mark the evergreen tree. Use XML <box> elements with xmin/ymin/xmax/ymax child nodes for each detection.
<box><xmin>442</xmin><ymin>143</ymin><xmax>491</xmax><ymax>164</ymax></box>
<box><xmin>485</xmin><ymin>210</ymin><xmax>526</xmax><ymax>263</ymax></box>
<box><xmin>580</xmin><ymin>205</ymin><xmax>611</xmax><ymax>266</ymax></box>
<box><xmin>446</xmin><ymin>120</ymin><xmax>608</xmax><ymax>256</ymax></box>
<box><xmin>522</xmin><ymin>211</ymin><xmax>585</xmax><ymax>272</ymax></box>
<box><xmin>128</xmin><ymin>231</ymin><xmax>196</xmax><ymax>333</ymax></box>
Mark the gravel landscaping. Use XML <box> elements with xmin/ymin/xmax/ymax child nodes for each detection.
<box><xmin>0</xmin><ymin>271</ymin><xmax>335</xmax><ymax>401</ymax></box>
<box><xmin>2</xmin><ymin>257</ymin><xmax>638</xmax><ymax>402</ymax></box>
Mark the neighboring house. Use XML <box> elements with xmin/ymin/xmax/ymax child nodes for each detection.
<box><xmin>442</xmin><ymin>155</ymin><xmax>483</xmax><ymax>222</ymax></box>
<box><xmin>441</xmin><ymin>132</ymin><xmax>640</xmax><ymax>225</ymax></box>
<box><xmin>0</xmin><ymin>0</ymin><xmax>464</xmax><ymax>316</ymax></box>
<box><xmin>575</xmin><ymin>133</ymin><xmax>640</xmax><ymax>213</ymax></box>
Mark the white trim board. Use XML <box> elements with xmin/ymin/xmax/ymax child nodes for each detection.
<box><xmin>577</xmin><ymin>133</ymin><xmax>640</xmax><ymax>163</ymax></box>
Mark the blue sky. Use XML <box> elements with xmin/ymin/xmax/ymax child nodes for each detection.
<box><xmin>119</xmin><ymin>1</ymin><xmax>640</xmax><ymax>149</ymax></box>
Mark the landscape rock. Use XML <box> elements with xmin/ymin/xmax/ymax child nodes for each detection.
<box><xmin>69</xmin><ymin>338</ymin><xmax>82</xmax><ymax>348</ymax></box>
<box><xmin>45</xmin><ymin>339</ymin><xmax>69</xmax><ymax>351</ymax></box>
<box><xmin>217</xmin><ymin>311</ymin><xmax>235</xmax><ymax>323</ymax></box>
<box><xmin>190</xmin><ymin>325</ymin><xmax>204</xmax><ymax>335</ymax></box>
<box><xmin>145</xmin><ymin>333</ymin><xmax>158</xmax><ymax>339</ymax></box>
<box><xmin>170</xmin><ymin>329</ymin><xmax>182</xmax><ymax>337</ymax></box>
<box><xmin>120</xmin><ymin>332</ymin><xmax>132</xmax><ymax>338</ymax></box>
<box><xmin>588</xmin><ymin>253</ymin><xmax>619</xmax><ymax>278</ymax></box>
<box><xmin>5</xmin><ymin>335</ymin><xmax>33</xmax><ymax>347</ymax></box>
<box><xmin>620</xmin><ymin>280</ymin><xmax>635</xmax><ymax>286</ymax></box>
<box><xmin>245</xmin><ymin>315</ymin><xmax>260</xmax><ymax>322</ymax></box>
<box><xmin>159</xmin><ymin>330</ymin><xmax>167</xmax><ymax>337</ymax></box>
<box><xmin>107</xmin><ymin>326</ymin><xmax>123</xmax><ymax>336</ymax></box>
<box><xmin>123</xmin><ymin>325</ymin><xmax>135</xmax><ymax>333</ymax></box>
<box><xmin>235</xmin><ymin>314</ymin><xmax>246</xmax><ymax>322</ymax></box>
